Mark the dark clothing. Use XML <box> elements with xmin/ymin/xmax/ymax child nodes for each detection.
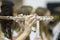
<box><xmin>57</xmin><ymin>33</ymin><xmax>60</xmax><ymax>40</ymax></box>
<box><xmin>0</xmin><ymin>0</ymin><xmax>14</xmax><ymax>39</ymax></box>
<box><xmin>1</xmin><ymin>20</ymin><xmax>13</xmax><ymax>39</ymax></box>
<box><xmin>0</xmin><ymin>0</ymin><xmax>15</xmax><ymax>40</ymax></box>
<box><xmin>0</xmin><ymin>12</ymin><xmax>13</xmax><ymax>39</ymax></box>
<box><xmin>0</xmin><ymin>8</ymin><xmax>13</xmax><ymax>39</ymax></box>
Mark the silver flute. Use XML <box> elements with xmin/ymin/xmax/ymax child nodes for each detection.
<box><xmin>0</xmin><ymin>15</ymin><xmax>54</xmax><ymax>21</ymax></box>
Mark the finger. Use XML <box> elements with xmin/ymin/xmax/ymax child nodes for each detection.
<box><xmin>25</xmin><ymin>15</ymin><xmax>33</xmax><ymax>21</ymax></box>
<box><xmin>29</xmin><ymin>19</ymin><xmax>36</xmax><ymax>27</ymax></box>
<box><xmin>28</xmin><ymin>16</ymin><xmax>36</xmax><ymax>23</ymax></box>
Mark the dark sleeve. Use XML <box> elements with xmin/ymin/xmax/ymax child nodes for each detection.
<box><xmin>57</xmin><ymin>33</ymin><xmax>60</xmax><ymax>40</ymax></box>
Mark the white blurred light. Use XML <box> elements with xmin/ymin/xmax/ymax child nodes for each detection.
<box><xmin>23</xmin><ymin>0</ymin><xmax>47</xmax><ymax>9</ymax></box>
<box><xmin>48</xmin><ymin>0</ymin><xmax>60</xmax><ymax>2</ymax></box>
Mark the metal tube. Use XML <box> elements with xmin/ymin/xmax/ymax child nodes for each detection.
<box><xmin>0</xmin><ymin>16</ymin><xmax>54</xmax><ymax>21</ymax></box>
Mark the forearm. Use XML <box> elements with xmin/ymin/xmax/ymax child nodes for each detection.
<box><xmin>16</xmin><ymin>28</ymin><xmax>31</xmax><ymax>40</ymax></box>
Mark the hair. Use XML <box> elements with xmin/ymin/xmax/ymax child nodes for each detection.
<box><xmin>54</xmin><ymin>7</ymin><xmax>60</xmax><ymax>20</ymax></box>
<box><xmin>35</xmin><ymin>7</ymin><xmax>48</xmax><ymax>16</ymax></box>
<box><xmin>1</xmin><ymin>0</ymin><xmax>14</xmax><ymax>16</ymax></box>
<box><xmin>1</xmin><ymin>0</ymin><xmax>14</xmax><ymax>39</ymax></box>
<box><xmin>35</xmin><ymin>7</ymin><xmax>50</xmax><ymax>40</ymax></box>
<box><xmin>17</xmin><ymin>6</ymin><xmax>33</xmax><ymax>15</ymax></box>
<box><xmin>50</xmin><ymin>7</ymin><xmax>60</xmax><ymax>27</ymax></box>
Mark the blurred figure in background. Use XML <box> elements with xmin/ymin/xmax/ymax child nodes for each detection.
<box><xmin>52</xmin><ymin>7</ymin><xmax>60</xmax><ymax>40</ymax></box>
<box><xmin>35</xmin><ymin>7</ymin><xmax>51</xmax><ymax>40</ymax></box>
<box><xmin>1</xmin><ymin>0</ymin><xmax>17</xmax><ymax>40</ymax></box>
<box><xmin>17</xmin><ymin>6</ymin><xmax>33</xmax><ymax>15</ymax></box>
<box><xmin>13</xmin><ymin>6</ymin><xmax>37</xmax><ymax>40</ymax></box>
<box><xmin>12</xmin><ymin>6</ymin><xmax>33</xmax><ymax>40</ymax></box>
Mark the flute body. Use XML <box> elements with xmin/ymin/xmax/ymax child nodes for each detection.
<box><xmin>0</xmin><ymin>16</ymin><xmax>54</xmax><ymax>21</ymax></box>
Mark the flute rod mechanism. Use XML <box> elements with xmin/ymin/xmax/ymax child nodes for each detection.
<box><xmin>0</xmin><ymin>16</ymin><xmax>54</xmax><ymax>21</ymax></box>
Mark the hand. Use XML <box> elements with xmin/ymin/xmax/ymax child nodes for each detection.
<box><xmin>15</xmin><ymin>15</ymin><xmax>37</xmax><ymax>40</ymax></box>
<box><xmin>24</xmin><ymin>15</ymin><xmax>36</xmax><ymax>31</ymax></box>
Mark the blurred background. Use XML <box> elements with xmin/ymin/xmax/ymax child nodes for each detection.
<box><xmin>0</xmin><ymin>0</ymin><xmax>60</xmax><ymax>40</ymax></box>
